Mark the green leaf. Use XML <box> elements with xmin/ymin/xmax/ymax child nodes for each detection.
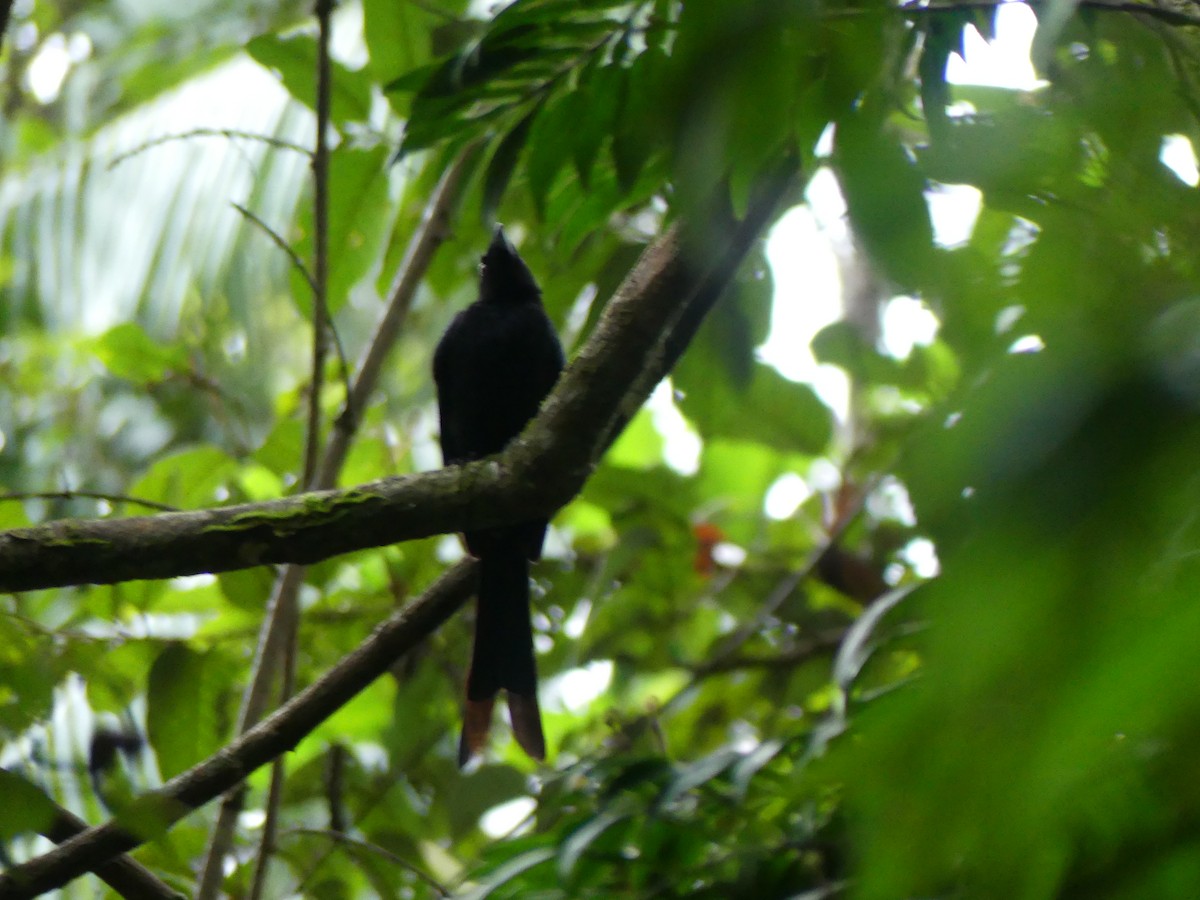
<box><xmin>129</xmin><ymin>446</ymin><xmax>239</xmax><ymax>508</ymax></box>
<box><xmin>558</xmin><ymin>810</ymin><xmax>630</xmax><ymax>878</ymax></box>
<box><xmin>146</xmin><ymin>644</ymin><xmax>224</xmax><ymax>779</ymax></box>
<box><xmin>246</xmin><ymin>32</ymin><xmax>373</xmax><ymax>125</ymax></box>
<box><xmin>1030</xmin><ymin>0</ymin><xmax>1082</xmax><ymax>73</ymax></box>
<box><xmin>253</xmin><ymin>418</ymin><xmax>306</xmax><ymax>477</ymax></box>
<box><xmin>659</xmin><ymin>747</ymin><xmax>741</xmax><ymax>806</ymax></box>
<box><xmin>526</xmin><ymin>92</ymin><xmax>577</xmax><ymax>217</ymax></box>
<box><xmin>607</xmin><ymin>407</ymin><xmax>666</xmax><ymax>470</ymax></box>
<box><xmin>612</xmin><ymin>47</ymin><xmax>668</xmax><ymax>194</ymax></box>
<box><xmin>218</xmin><ymin>566</ymin><xmax>277</xmax><ymax>612</ymax></box>
<box><xmin>482</xmin><ymin>108</ymin><xmax>538</xmax><ymax>225</ymax></box>
<box><xmin>918</xmin><ymin>18</ymin><xmax>957</xmax><ymax>138</ymax></box>
<box><xmin>0</xmin><ymin>619</ymin><xmax>60</xmax><ymax>737</ymax></box>
<box><xmin>920</xmin><ymin>102</ymin><xmax>1081</xmax><ymax>198</ymax></box>
<box><xmin>693</xmin><ymin>439</ymin><xmax>789</xmax><ymax>531</ymax></box>
<box><xmin>812</xmin><ymin>320</ymin><xmax>903</xmax><ymax>387</ymax></box>
<box><xmin>600</xmin><ymin>756</ymin><xmax>676</xmax><ymax>800</ymax></box>
<box><xmin>676</xmin><ymin>361</ymin><xmax>833</xmax><ymax>457</ymax></box>
<box><xmin>461</xmin><ymin>847</ymin><xmax>556</xmax><ymax>900</ymax></box>
<box><xmin>0</xmin><ymin>769</ymin><xmax>58</xmax><ymax>840</ymax></box>
<box><xmin>704</xmin><ymin>262</ymin><xmax>774</xmax><ymax>389</ymax></box>
<box><xmin>293</xmin><ymin>145</ymin><xmax>392</xmax><ymax>317</ymax></box>
<box><xmin>834</xmin><ymin>105</ymin><xmax>935</xmax><ymax>291</ymax></box>
<box><xmin>571</xmin><ymin>64</ymin><xmax>623</xmax><ymax>188</ymax></box>
<box><xmin>444</xmin><ymin>764</ymin><xmax>531</xmax><ymax>840</ymax></box>
<box><xmin>832</xmin><ymin>585</ymin><xmax>916</xmax><ymax>693</ymax></box>
<box><xmin>116</xmin><ymin>792</ymin><xmax>191</xmax><ymax>844</ymax></box>
<box><xmin>89</xmin><ymin>323</ymin><xmax>189</xmax><ymax>384</ymax></box>
<box><xmin>363</xmin><ymin>0</ymin><xmax>438</xmax><ymax>92</ymax></box>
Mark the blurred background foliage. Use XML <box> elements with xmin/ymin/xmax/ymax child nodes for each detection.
<box><xmin>4</xmin><ymin>0</ymin><xmax>1200</xmax><ymax>896</ymax></box>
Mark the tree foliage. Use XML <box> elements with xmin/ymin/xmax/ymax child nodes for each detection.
<box><xmin>3</xmin><ymin>0</ymin><xmax>1200</xmax><ymax>897</ymax></box>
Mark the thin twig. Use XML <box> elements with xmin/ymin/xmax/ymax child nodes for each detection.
<box><xmin>316</xmin><ymin>142</ymin><xmax>482</xmax><ymax>485</ymax></box>
<box><xmin>0</xmin><ymin>162</ymin><xmax>796</xmax><ymax>896</ymax></box>
<box><xmin>0</xmin><ymin>562</ymin><xmax>478</xmax><ymax>899</ymax></box>
<box><xmin>228</xmin><ymin>200</ymin><xmax>353</xmax><ymax>414</ymax></box>
<box><xmin>304</xmin><ymin>0</ymin><xmax>335</xmax><ymax>491</ymax></box>
<box><xmin>328</xmin><ymin>316</ymin><xmax>354</xmax><ymax>413</ymax></box>
<box><xmin>232</xmin><ymin>202</ymin><xmax>317</xmax><ymax>293</ymax></box>
<box><xmin>243</xmin><ymin>3</ymin><xmax>336</xmax><ymax>894</ymax></box>
<box><xmin>282</xmin><ymin>828</ymin><xmax>451</xmax><ymax>897</ymax></box>
<box><xmin>247</xmin><ymin>602</ymin><xmax>301</xmax><ymax>900</ymax></box>
<box><xmin>107</xmin><ymin>129</ymin><xmax>311</xmax><ymax>170</ymax></box>
<box><xmin>0</xmin><ymin>491</ymin><xmax>179</xmax><ymax>513</ymax></box>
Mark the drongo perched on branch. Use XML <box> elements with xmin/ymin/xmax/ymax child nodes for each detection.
<box><xmin>433</xmin><ymin>226</ymin><xmax>565</xmax><ymax>764</ymax></box>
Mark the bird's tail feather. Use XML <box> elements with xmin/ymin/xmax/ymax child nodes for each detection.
<box><xmin>459</xmin><ymin>552</ymin><xmax>545</xmax><ymax>765</ymax></box>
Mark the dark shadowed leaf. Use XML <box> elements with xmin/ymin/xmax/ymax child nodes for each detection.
<box><xmin>0</xmin><ymin>770</ymin><xmax>58</xmax><ymax>840</ymax></box>
<box><xmin>557</xmin><ymin>809</ymin><xmax>630</xmax><ymax>878</ymax></box>
<box><xmin>835</xmin><ymin>105</ymin><xmax>935</xmax><ymax>291</ymax></box>
<box><xmin>675</xmin><ymin>360</ymin><xmax>833</xmax><ymax>456</ymax></box>
<box><xmin>483</xmin><ymin>108</ymin><xmax>538</xmax><ymax>225</ymax></box>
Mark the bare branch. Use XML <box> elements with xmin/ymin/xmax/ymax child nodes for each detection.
<box><xmin>303</xmin><ymin>0</ymin><xmax>335</xmax><ymax>491</ymax></box>
<box><xmin>232</xmin><ymin>202</ymin><xmax>317</xmax><ymax>293</ymax></box>
<box><xmin>317</xmin><ymin>142</ymin><xmax>482</xmax><ymax>482</ymax></box>
<box><xmin>0</xmin><ymin>160</ymin><xmax>798</xmax><ymax>896</ymax></box>
<box><xmin>107</xmin><ymin>129</ymin><xmax>311</xmax><ymax>170</ymax></box>
<box><xmin>195</xmin><ymin>145</ymin><xmax>478</xmax><ymax>897</ymax></box>
<box><xmin>0</xmin><ymin>561</ymin><xmax>477</xmax><ymax>899</ymax></box>
<box><xmin>39</xmin><ymin>804</ymin><xmax>184</xmax><ymax>900</ymax></box>
<box><xmin>0</xmin><ymin>491</ymin><xmax>179</xmax><ymax>513</ymax></box>
<box><xmin>0</xmin><ymin>165</ymin><xmax>795</xmax><ymax>595</ymax></box>
<box><xmin>281</xmin><ymin>828</ymin><xmax>450</xmax><ymax>897</ymax></box>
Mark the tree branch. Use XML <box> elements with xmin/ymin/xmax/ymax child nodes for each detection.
<box><xmin>235</xmin><ymin>0</ymin><xmax>335</xmax><ymax>891</ymax></box>
<box><xmin>194</xmin><ymin>145</ymin><xmax>477</xmax><ymax>893</ymax></box>
<box><xmin>0</xmin><ymin>166</ymin><xmax>795</xmax><ymax>596</ymax></box>
<box><xmin>0</xmin><ymin>162</ymin><xmax>799</xmax><ymax>897</ymax></box>
<box><xmin>0</xmin><ymin>561</ymin><xmax>478</xmax><ymax>899</ymax></box>
<box><xmin>0</xmin><ymin>491</ymin><xmax>179</xmax><ymax>513</ymax></box>
<box><xmin>231</xmin><ymin>202</ymin><xmax>317</xmax><ymax>294</ymax></box>
<box><xmin>317</xmin><ymin>141</ymin><xmax>482</xmax><ymax>483</ymax></box>
<box><xmin>38</xmin><ymin>805</ymin><xmax>184</xmax><ymax>900</ymax></box>
<box><xmin>106</xmin><ymin>129</ymin><xmax>311</xmax><ymax>170</ymax></box>
<box><xmin>302</xmin><ymin>0</ymin><xmax>334</xmax><ymax>490</ymax></box>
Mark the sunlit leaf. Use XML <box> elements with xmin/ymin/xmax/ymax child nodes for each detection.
<box><xmin>146</xmin><ymin>644</ymin><xmax>225</xmax><ymax>780</ymax></box>
<box><xmin>89</xmin><ymin>323</ymin><xmax>190</xmax><ymax>384</ymax></box>
<box><xmin>247</xmin><ymin>32</ymin><xmax>374</xmax><ymax>125</ymax></box>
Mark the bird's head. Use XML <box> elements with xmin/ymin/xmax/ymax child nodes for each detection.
<box><xmin>480</xmin><ymin>225</ymin><xmax>541</xmax><ymax>303</ymax></box>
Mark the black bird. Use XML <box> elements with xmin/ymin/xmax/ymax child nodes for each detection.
<box><xmin>433</xmin><ymin>226</ymin><xmax>564</xmax><ymax>764</ymax></box>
